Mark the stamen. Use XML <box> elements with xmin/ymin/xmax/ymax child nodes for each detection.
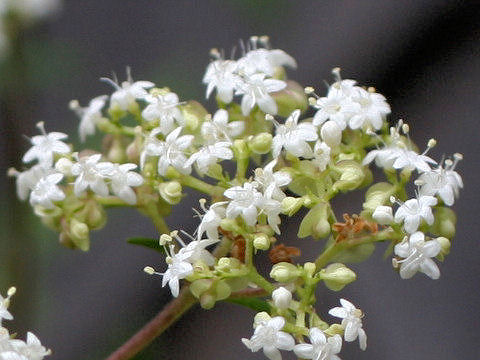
<box><xmin>331</xmin><ymin>67</ymin><xmax>342</xmax><ymax>82</ymax></box>
<box><xmin>36</xmin><ymin>121</ymin><xmax>46</xmax><ymax>135</ymax></box>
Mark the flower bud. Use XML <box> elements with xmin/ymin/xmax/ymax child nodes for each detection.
<box><xmin>435</xmin><ymin>237</ymin><xmax>451</xmax><ymax>262</ymax></box>
<box><xmin>319</xmin><ymin>263</ymin><xmax>357</xmax><ymax>291</ymax></box>
<box><xmin>298</xmin><ymin>202</ymin><xmax>330</xmax><ymax>239</ymax></box>
<box><xmin>332</xmin><ymin>160</ymin><xmax>365</xmax><ymax>192</ymax></box>
<box><xmin>180</xmin><ymin>101</ymin><xmax>208</xmax><ymax>132</ymax></box>
<box><xmin>55</xmin><ymin>158</ymin><xmax>73</xmax><ymax>176</ymax></box>
<box><xmin>219</xmin><ymin>218</ymin><xmax>241</xmax><ymax>233</ymax></box>
<box><xmin>214</xmin><ymin>279</ymin><xmax>232</xmax><ymax>301</ymax></box>
<box><xmin>249</xmin><ymin>132</ymin><xmax>273</xmax><ymax>154</ymax></box>
<box><xmin>313</xmin><ymin>219</ymin><xmax>331</xmax><ymax>239</ymax></box>
<box><xmin>82</xmin><ymin>201</ymin><xmax>107</xmax><ymax>229</ymax></box>
<box><xmin>320</xmin><ymin>120</ymin><xmax>342</xmax><ymax>147</ymax></box>
<box><xmin>281</xmin><ymin>197</ymin><xmax>304</xmax><ymax>216</ymax></box>
<box><xmin>233</xmin><ymin>139</ymin><xmax>250</xmax><ymax>160</ymax></box>
<box><xmin>270</xmin><ymin>262</ymin><xmax>301</xmax><ymax>283</ymax></box>
<box><xmin>199</xmin><ymin>293</ymin><xmax>216</xmax><ymax>310</ymax></box>
<box><xmin>324</xmin><ymin>323</ymin><xmax>344</xmax><ymax>337</ymax></box>
<box><xmin>158</xmin><ymin>181</ymin><xmax>183</xmax><ymax>205</ymax></box>
<box><xmin>254</xmin><ymin>312</ymin><xmax>271</xmax><ymax>327</ymax></box>
<box><xmin>69</xmin><ymin>218</ymin><xmax>90</xmax><ymax>251</ymax></box>
<box><xmin>253</xmin><ymin>233</ymin><xmax>271</xmax><ymax>250</ymax></box>
<box><xmin>304</xmin><ymin>262</ymin><xmax>316</xmax><ymax>277</ymax></box>
<box><xmin>271</xmin><ymin>80</ymin><xmax>308</xmax><ymax>117</ymax></box>
<box><xmin>431</xmin><ymin>207</ymin><xmax>456</xmax><ymax>238</ymax></box>
<box><xmin>272</xmin><ymin>287</ymin><xmax>292</xmax><ymax>310</ymax></box>
<box><xmin>216</xmin><ymin>257</ymin><xmax>242</xmax><ymax>272</ymax></box>
<box><xmin>362</xmin><ymin>182</ymin><xmax>396</xmax><ymax>212</ymax></box>
<box><xmin>190</xmin><ymin>279</ymin><xmax>213</xmax><ymax>298</ymax></box>
<box><xmin>372</xmin><ymin>205</ymin><xmax>393</xmax><ymax>225</ymax></box>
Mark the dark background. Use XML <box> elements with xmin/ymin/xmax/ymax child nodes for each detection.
<box><xmin>0</xmin><ymin>1</ymin><xmax>479</xmax><ymax>359</ymax></box>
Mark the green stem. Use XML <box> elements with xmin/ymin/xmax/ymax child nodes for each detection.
<box><xmin>141</xmin><ymin>202</ymin><xmax>170</xmax><ymax>234</ymax></box>
<box><xmin>95</xmin><ymin>196</ymin><xmax>133</xmax><ymax>208</ymax></box>
<box><xmin>247</xmin><ymin>269</ymin><xmax>275</xmax><ymax>294</ymax></box>
<box><xmin>179</xmin><ymin>175</ymin><xmax>223</xmax><ymax>197</ymax></box>
<box><xmin>235</xmin><ymin>156</ymin><xmax>249</xmax><ymax>181</ymax></box>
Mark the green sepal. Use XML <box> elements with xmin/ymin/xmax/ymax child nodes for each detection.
<box><xmin>298</xmin><ymin>202</ymin><xmax>329</xmax><ymax>239</ymax></box>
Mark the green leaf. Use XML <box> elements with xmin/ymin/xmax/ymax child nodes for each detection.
<box><xmin>226</xmin><ymin>297</ymin><xmax>271</xmax><ymax>313</ymax></box>
<box><xmin>127</xmin><ymin>237</ymin><xmax>165</xmax><ymax>254</ymax></box>
<box><xmin>330</xmin><ymin>243</ymin><xmax>375</xmax><ymax>264</ymax></box>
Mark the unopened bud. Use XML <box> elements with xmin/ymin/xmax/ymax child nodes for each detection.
<box><xmin>436</xmin><ymin>237</ymin><xmax>451</xmax><ymax>262</ymax></box>
<box><xmin>190</xmin><ymin>279</ymin><xmax>213</xmax><ymax>298</ymax></box>
<box><xmin>159</xmin><ymin>234</ymin><xmax>172</xmax><ymax>245</ymax></box>
<box><xmin>320</xmin><ymin>120</ymin><xmax>342</xmax><ymax>147</ymax></box>
<box><xmin>319</xmin><ymin>263</ymin><xmax>357</xmax><ymax>291</ymax></box>
<box><xmin>216</xmin><ymin>257</ymin><xmax>241</xmax><ymax>272</ymax></box>
<box><xmin>372</xmin><ymin>205</ymin><xmax>393</xmax><ymax>225</ymax></box>
<box><xmin>253</xmin><ymin>233</ymin><xmax>271</xmax><ymax>250</ymax></box>
<box><xmin>304</xmin><ymin>262</ymin><xmax>316</xmax><ymax>277</ymax></box>
<box><xmin>249</xmin><ymin>132</ymin><xmax>273</xmax><ymax>154</ymax></box>
<box><xmin>254</xmin><ymin>312</ymin><xmax>271</xmax><ymax>327</ymax></box>
<box><xmin>271</xmin><ymin>80</ymin><xmax>308</xmax><ymax>117</ymax></box>
<box><xmin>69</xmin><ymin>219</ymin><xmax>90</xmax><ymax>251</ymax></box>
<box><xmin>181</xmin><ymin>101</ymin><xmax>208</xmax><ymax>131</ymax></box>
<box><xmin>332</xmin><ymin>160</ymin><xmax>365</xmax><ymax>192</ymax></box>
<box><xmin>324</xmin><ymin>323</ymin><xmax>344</xmax><ymax>337</ymax></box>
<box><xmin>272</xmin><ymin>287</ymin><xmax>292</xmax><ymax>310</ymax></box>
<box><xmin>233</xmin><ymin>139</ymin><xmax>250</xmax><ymax>159</ymax></box>
<box><xmin>159</xmin><ymin>181</ymin><xmax>183</xmax><ymax>205</ymax></box>
<box><xmin>281</xmin><ymin>197</ymin><xmax>304</xmax><ymax>216</ymax></box>
<box><xmin>55</xmin><ymin>158</ymin><xmax>73</xmax><ymax>176</ymax></box>
<box><xmin>270</xmin><ymin>262</ymin><xmax>301</xmax><ymax>283</ymax></box>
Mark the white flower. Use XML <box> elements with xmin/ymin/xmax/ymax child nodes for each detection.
<box><xmin>201</xmin><ymin>109</ymin><xmax>244</xmax><ymax>143</ymax></box>
<box><xmin>394</xmin><ymin>231</ymin><xmax>441</xmax><ymax>279</ymax></box>
<box><xmin>237</xmin><ymin>48</ymin><xmax>296</xmax><ymax>77</ymax></box>
<box><xmin>372</xmin><ymin>205</ymin><xmax>393</xmax><ymax>225</ymax></box>
<box><xmin>271</xmin><ymin>109</ymin><xmax>318</xmax><ymax>158</ymax></box>
<box><xmin>142</xmin><ymin>127</ymin><xmax>193</xmax><ymax>176</ymax></box>
<box><xmin>394</xmin><ymin>195</ymin><xmax>437</xmax><ymax>234</ymax></box>
<box><xmin>417</xmin><ymin>154</ymin><xmax>463</xmax><ymax>206</ymax></box>
<box><xmin>142</xmin><ymin>91</ymin><xmax>184</xmax><ymax>135</ymax></box>
<box><xmin>312</xmin><ymin>90</ymin><xmax>358</xmax><ymax>129</ymax></box>
<box><xmin>186</xmin><ymin>142</ymin><xmax>233</xmax><ymax>175</ymax></box>
<box><xmin>312</xmin><ymin>141</ymin><xmax>331</xmax><ymax>172</ymax></box>
<box><xmin>22</xmin><ymin>122</ymin><xmax>70</xmax><ymax>168</ymax></box>
<box><xmin>272</xmin><ymin>287</ymin><xmax>292</xmax><ymax>310</ymax></box>
<box><xmin>363</xmin><ymin>145</ymin><xmax>436</xmax><ymax>173</ymax></box>
<box><xmin>258</xmin><ymin>195</ymin><xmax>283</xmax><ymax>234</ymax></box>
<box><xmin>9</xmin><ymin>165</ymin><xmax>51</xmax><ymax>202</ymax></box>
<box><xmin>293</xmin><ymin>328</ymin><xmax>342</xmax><ymax>360</ymax></box>
<box><xmin>197</xmin><ymin>201</ymin><xmax>227</xmax><ymax>241</ymax></box>
<box><xmin>203</xmin><ymin>59</ymin><xmax>240</xmax><ymax>103</ymax></box>
<box><xmin>161</xmin><ymin>245</ymin><xmax>194</xmax><ymax>297</ymax></box>
<box><xmin>348</xmin><ymin>87</ymin><xmax>390</xmax><ymax>130</ymax></box>
<box><xmin>29</xmin><ymin>173</ymin><xmax>65</xmax><ymax>209</ymax></box>
<box><xmin>236</xmin><ymin>73</ymin><xmax>286</xmax><ymax>115</ymax></box>
<box><xmin>71</xmin><ymin>154</ymin><xmax>114</xmax><ymax>197</ymax></box>
<box><xmin>70</xmin><ymin>95</ymin><xmax>108</xmax><ymax>142</ymax></box>
<box><xmin>13</xmin><ymin>332</ymin><xmax>51</xmax><ymax>360</ymax></box>
<box><xmin>253</xmin><ymin>159</ymin><xmax>291</xmax><ymax>201</ymax></box>
<box><xmin>329</xmin><ymin>299</ymin><xmax>367</xmax><ymax>350</ymax></box>
<box><xmin>180</xmin><ymin>238</ymin><xmax>219</xmax><ymax>266</ymax></box>
<box><xmin>242</xmin><ymin>316</ymin><xmax>295</xmax><ymax>360</ymax></box>
<box><xmin>110</xmin><ymin>164</ymin><xmax>144</xmax><ymax>205</ymax></box>
<box><xmin>0</xmin><ymin>292</ymin><xmax>13</xmax><ymax>325</ymax></box>
<box><xmin>224</xmin><ymin>182</ymin><xmax>263</xmax><ymax>226</ymax></box>
<box><xmin>102</xmin><ymin>70</ymin><xmax>154</xmax><ymax>111</ymax></box>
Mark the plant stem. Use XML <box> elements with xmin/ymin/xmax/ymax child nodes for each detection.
<box><xmin>179</xmin><ymin>175</ymin><xmax>224</xmax><ymax>198</ymax></box>
<box><xmin>141</xmin><ymin>202</ymin><xmax>170</xmax><ymax>234</ymax></box>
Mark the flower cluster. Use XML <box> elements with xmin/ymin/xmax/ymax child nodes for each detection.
<box><xmin>9</xmin><ymin>36</ymin><xmax>463</xmax><ymax>359</ymax></box>
<box><xmin>0</xmin><ymin>287</ymin><xmax>51</xmax><ymax>359</ymax></box>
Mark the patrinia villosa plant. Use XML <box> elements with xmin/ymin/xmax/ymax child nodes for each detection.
<box><xmin>7</xmin><ymin>36</ymin><xmax>462</xmax><ymax>360</ymax></box>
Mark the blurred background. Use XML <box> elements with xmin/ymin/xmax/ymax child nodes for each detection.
<box><xmin>0</xmin><ymin>0</ymin><xmax>479</xmax><ymax>359</ymax></box>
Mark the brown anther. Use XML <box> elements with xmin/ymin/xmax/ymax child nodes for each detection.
<box><xmin>332</xmin><ymin>213</ymin><xmax>378</xmax><ymax>243</ymax></box>
<box><xmin>269</xmin><ymin>244</ymin><xmax>301</xmax><ymax>264</ymax></box>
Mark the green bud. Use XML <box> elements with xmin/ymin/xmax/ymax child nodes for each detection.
<box><xmin>303</xmin><ymin>262</ymin><xmax>316</xmax><ymax>277</ymax></box>
<box><xmin>190</xmin><ymin>279</ymin><xmax>213</xmax><ymax>298</ymax></box>
<box><xmin>271</xmin><ymin>80</ymin><xmax>308</xmax><ymax>117</ymax></box>
<box><xmin>270</xmin><ymin>262</ymin><xmax>301</xmax><ymax>283</ymax></box>
<box><xmin>255</xmin><ymin>225</ymin><xmax>275</xmax><ymax>237</ymax></box>
<box><xmin>214</xmin><ymin>280</ymin><xmax>232</xmax><ymax>301</ymax></box>
<box><xmin>281</xmin><ymin>197</ymin><xmax>304</xmax><ymax>216</ymax></box>
<box><xmin>431</xmin><ymin>207</ymin><xmax>457</xmax><ymax>238</ymax></box>
<box><xmin>324</xmin><ymin>323</ymin><xmax>344</xmax><ymax>337</ymax></box>
<box><xmin>199</xmin><ymin>293</ymin><xmax>216</xmax><ymax>310</ymax></box>
<box><xmin>233</xmin><ymin>139</ymin><xmax>250</xmax><ymax>159</ymax></box>
<box><xmin>362</xmin><ymin>182</ymin><xmax>396</xmax><ymax>212</ymax></box>
<box><xmin>313</xmin><ymin>219</ymin><xmax>331</xmax><ymax>239</ymax></box>
<box><xmin>216</xmin><ymin>257</ymin><xmax>242</xmax><ymax>272</ymax></box>
<box><xmin>332</xmin><ymin>161</ymin><xmax>365</xmax><ymax>192</ymax></box>
<box><xmin>83</xmin><ymin>201</ymin><xmax>107</xmax><ymax>230</ymax></box>
<box><xmin>298</xmin><ymin>202</ymin><xmax>330</xmax><ymax>239</ymax></box>
<box><xmin>219</xmin><ymin>218</ymin><xmax>241</xmax><ymax>233</ymax></box>
<box><xmin>180</xmin><ymin>101</ymin><xmax>208</xmax><ymax>132</ymax></box>
<box><xmin>69</xmin><ymin>218</ymin><xmax>90</xmax><ymax>251</ymax></box>
<box><xmin>436</xmin><ymin>237</ymin><xmax>451</xmax><ymax>262</ymax></box>
<box><xmin>225</xmin><ymin>277</ymin><xmax>250</xmax><ymax>292</ymax></box>
<box><xmin>249</xmin><ymin>132</ymin><xmax>273</xmax><ymax>154</ymax></box>
<box><xmin>59</xmin><ymin>232</ymin><xmax>76</xmax><ymax>249</ymax></box>
<box><xmin>254</xmin><ymin>312</ymin><xmax>271</xmax><ymax>326</ymax></box>
<box><xmin>319</xmin><ymin>263</ymin><xmax>357</xmax><ymax>291</ymax></box>
<box><xmin>34</xmin><ymin>206</ymin><xmax>63</xmax><ymax>231</ymax></box>
<box><xmin>253</xmin><ymin>233</ymin><xmax>271</xmax><ymax>250</ymax></box>
<box><xmin>309</xmin><ymin>313</ymin><xmax>329</xmax><ymax>330</ymax></box>
<box><xmin>158</xmin><ymin>181</ymin><xmax>183</xmax><ymax>205</ymax></box>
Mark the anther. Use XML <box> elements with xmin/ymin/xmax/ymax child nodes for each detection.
<box><xmin>144</xmin><ymin>266</ymin><xmax>156</xmax><ymax>275</ymax></box>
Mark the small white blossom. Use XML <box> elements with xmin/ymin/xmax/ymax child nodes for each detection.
<box><xmin>9</xmin><ymin>165</ymin><xmax>51</xmax><ymax>202</ymax></box>
<box><xmin>348</xmin><ymin>87</ymin><xmax>390</xmax><ymax>130</ymax></box>
<box><xmin>12</xmin><ymin>332</ymin><xmax>51</xmax><ymax>360</ymax></box>
<box><xmin>0</xmin><ymin>292</ymin><xmax>13</xmax><ymax>325</ymax></box>
<box><xmin>203</xmin><ymin>59</ymin><xmax>240</xmax><ymax>103</ymax></box>
<box><xmin>197</xmin><ymin>201</ymin><xmax>227</xmax><ymax>241</ymax></box>
<box><xmin>22</xmin><ymin>122</ymin><xmax>70</xmax><ymax>168</ymax></box>
<box><xmin>329</xmin><ymin>299</ymin><xmax>367</xmax><ymax>350</ymax></box>
<box><xmin>142</xmin><ymin>91</ymin><xmax>184</xmax><ymax>135</ymax></box>
<box><xmin>394</xmin><ymin>195</ymin><xmax>437</xmax><ymax>234</ymax></box>
<box><xmin>253</xmin><ymin>159</ymin><xmax>291</xmax><ymax>201</ymax></box>
<box><xmin>293</xmin><ymin>328</ymin><xmax>342</xmax><ymax>360</ymax></box>
<box><xmin>102</xmin><ymin>70</ymin><xmax>154</xmax><ymax>111</ymax></box>
<box><xmin>201</xmin><ymin>109</ymin><xmax>244</xmax><ymax>143</ymax></box>
<box><xmin>180</xmin><ymin>238</ymin><xmax>219</xmax><ymax>267</ymax></box>
<box><xmin>258</xmin><ymin>195</ymin><xmax>283</xmax><ymax>234</ymax></box>
<box><xmin>372</xmin><ymin>205</ymin><xmax>393</xmax><ymax>225</ymax></box>
<box><xmin>224</xmin><ymin>182</ymin><xmax>263</xmax><ymax>226</ymax></box>
<box><xmin>29</xmin><ymin>173</ymin><xmax>65</xmax><ymax>209</ymax></box>
<box><xmin>70</xmin><ymin>95</ymin><xmax>108</xmax><ymax>142</ymax></box>
<box><xmin>394</xmin><ymin>232</ymin><xmax>441</xmax><ymax>279</ymax></box>
<box><xmin>312</xmin><ymin>141</ymin><xmax>331</xmax><ymax>172</ymax></box>
<box><xmin>320</xmin><ymin>120</ymin><xmax>342</xmax><ymax>148</ymax></box>
<box><xmin>142</xmin><ymin>127</ymin><xmax>193</xmax><ymax>176</ymax></box>
<box><xmin>312</xmin><ymin>90</ymin><xmax>358</xmax><ymax>129</ymax></box>
<box><xmin>110</xmin><ymin>164</ymin><xmax>144</xmax><ymax>205</ymax></box>
<box><xmin>71</xmin><ymin>154</ymin><xmax>114</xmax><ymax>197</ymax></box>
<box><xmin>363</xmin><ymin>144</ymin><xmax>436</xmax><ymax>173</ymax></box>
<box><xmin>161</xmin><ymin>245</ymin><xmax>194</xmax><ymax>297</ymax></box>
<box><xmin>237</xmin><ymin>48</ymin><xmax>296</xmax><ymax>77</ymax></box>
<box><xmin>271</xmin><ymin>109</ymin><xmax>318</xmax><ymax>158</ymax></box>
<box><xmin>186</xmin><ymin>142</ymin><xmax>233</xmax><ymax>175</ymax></box>
<box><xmin>242</xmin><ymin>316</ymin><xmax>295</xmax><ymax>360</ymax></box>
<box><xmin>417</xmin><ymin>154</ymin><xmax>463</xmax><ymax>206</ymax></box>
<box><xmin>236</xmin><ymin>73</ymin><xmax>286</xmax><ymax>115</ymax></box>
